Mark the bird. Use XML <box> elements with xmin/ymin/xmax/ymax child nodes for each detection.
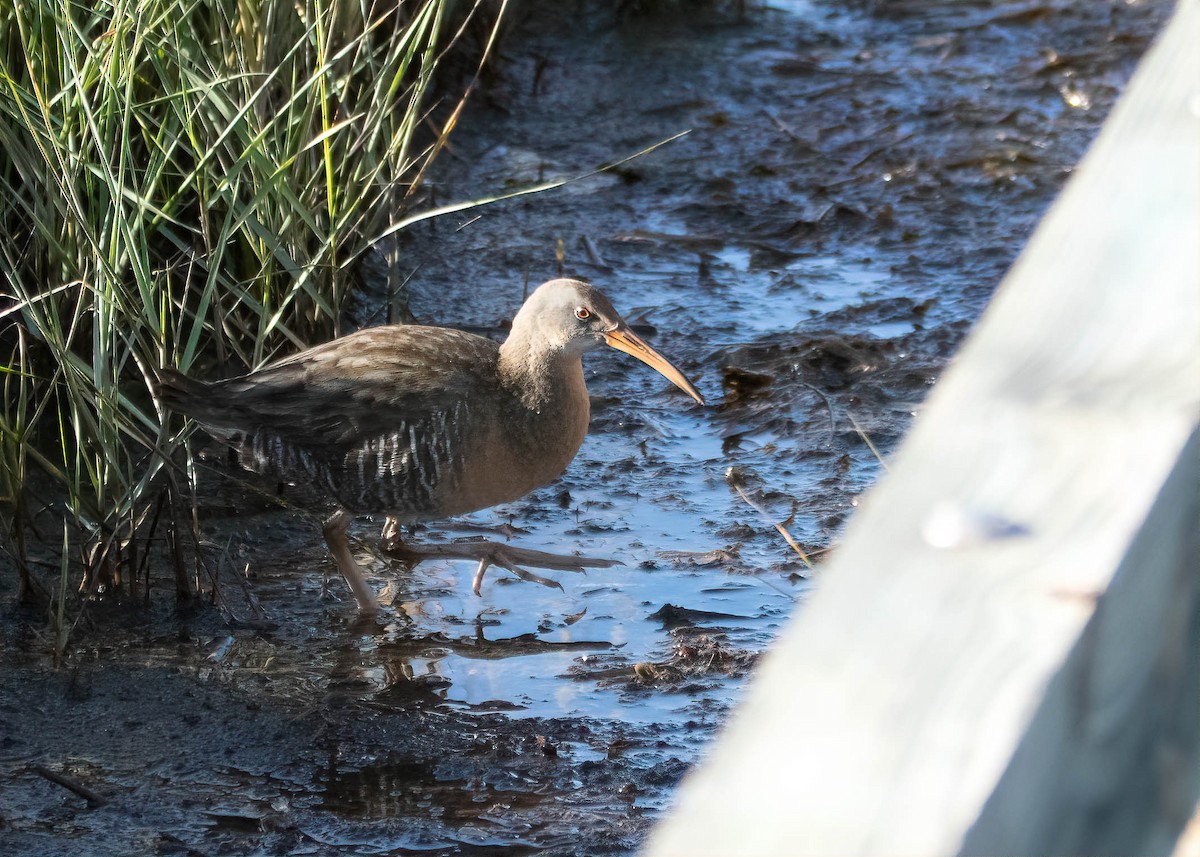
<box><xmin>155</xmin><ymin>278</ymin><xmax>704</xmax><ymax>614</ymax></box>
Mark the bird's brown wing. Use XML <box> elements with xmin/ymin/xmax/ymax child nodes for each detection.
<box><xmin>166</xmin><ymin>325</ymin><xmax>502</xmax><ymax>451</ymax></box>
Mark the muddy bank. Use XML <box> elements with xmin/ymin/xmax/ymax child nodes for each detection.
<box><xmin>0</xmin><ymin>1</ymin><xmax>1171</xmax><ymax>855</ymax></box>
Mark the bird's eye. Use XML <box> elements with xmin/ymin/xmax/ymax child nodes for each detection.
<box><xmin>574</xmin><ymin>306</ymin><xmax>591</xmax><ymax>320</ymax></box>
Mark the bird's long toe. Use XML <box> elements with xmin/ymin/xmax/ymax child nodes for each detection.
<box><xmin>472</xmin><ymin>550</ymin><xmax>568</xmax><ymax>596</ymax></box>
<box><xmin>491</xmin><ymin>543</ymin><xmax>620</xmax><ymax>572</ymax></box>
<box><xmin>380</xmin><ymin>536</ymin><xmax>620</xmax><ymax>595</ymax></box>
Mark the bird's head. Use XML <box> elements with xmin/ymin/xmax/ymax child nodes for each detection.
<box><xmin>512</xmin><ymin>278</ymin><xmax>705</xmax><ymax>405</ymax></box>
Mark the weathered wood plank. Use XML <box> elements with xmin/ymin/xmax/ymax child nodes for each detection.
<box><xmin>646</xmin><ymin>0</ymin><xmax>1200</xmax><ymax>854</ymax></box>
<box><xmin>962</xmin><ymin>427</ymin><xmax>1199</xmax><ymax>854</ymax></box>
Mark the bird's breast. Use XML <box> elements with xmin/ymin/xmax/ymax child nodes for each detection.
<box><xmin>431</xmin><ymin>363</ymin><xmax>591</xmax><ymax>518</ymax></box>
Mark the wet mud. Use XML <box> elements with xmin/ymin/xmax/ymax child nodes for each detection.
<box><xmin>0</xmin><ymin>1</ymin><xmax>1171</xmax><ymax>854</ymax></box>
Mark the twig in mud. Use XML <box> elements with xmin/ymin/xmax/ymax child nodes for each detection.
<box><xmin>760</xmin><ymin>109</ymin><xmax>808</xmax><ymax>145</ymax></box>
<box><xmin>725</xmin><ymin>468</ymin><xmax>814</xmax><ymax>569</ymax></box>
<box><xmin>851</xmin><ymin>130</ymin><xmax>917</xmax><ymax>170</ymax></box>
<box><xmin>531</xmin><ymin>52</ymin><xmax>550</xmax><ymax>97</ymax></box>
<box><xmin>755</xmin><ymin>573</ymin><xmax>802</xmax><ymax>601</ymax></box>
<box><xmin>848</xmin><ymin>412</ymin><xmax>889</xmax><ymax>470</ymax></box>
<box><xmin>455</xmin><ymin>214</ymin><xmax>482</xmax><ymax>232</ymax></box>
<box><xmin>580</xmin><ymin>234</ymin><xmax>613</xmax><ymax>270</ymax></box>
<box><xmin>31</xmin><ymin>763</ymin><xmax>108</xmax><ymax>807</ymax></box>
<box><xmin>799</xmin><ymin>382</ymin><xmax>837</xmax><ymax>445</ymax></box>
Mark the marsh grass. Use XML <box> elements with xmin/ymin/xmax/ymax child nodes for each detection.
<box><xmin>0</xmin><ymin>0</ymin><xmax>503</xmax><ymax>640</ymax></box>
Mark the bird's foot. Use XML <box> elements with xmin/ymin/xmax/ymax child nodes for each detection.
<box><xmin>380</xmin><ymin>516</ymin><xmax>403</xmax><ymax>553</ymax></box>
<box><xmin>378</xmin><ymin>537</ymin><xmax>621</xmax><ymax>596</ymax></box>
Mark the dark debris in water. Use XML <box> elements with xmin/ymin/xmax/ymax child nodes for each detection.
<box><xmin>648</xmin><ymin>603</ymin><xmax>750</xmax><ymax>625</ymax></box>
<box><xmin>568</xmin><ymin>604</ymin><xmax>761</xmax><ymax>692</ymax></box>
<box><xmin>714</xmin><ymin>321</ymin><xmax>968</xmax><ymax>455</ymax></box>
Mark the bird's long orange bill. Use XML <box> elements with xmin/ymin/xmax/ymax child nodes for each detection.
<box><xmin>604</xmin><ymin>328</ymin><xmax>705</xmax><ymax>405</ymax></box>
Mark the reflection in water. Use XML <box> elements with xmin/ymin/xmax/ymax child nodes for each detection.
<box><xmin>320</xmin><ymin>609</ymin><xmax>620</xmax><ymax>715</ymax></box>
<box><xmin>313</xmin><ymin>749</ymin><xmax>551</xmax><ymax>853</ymax></box>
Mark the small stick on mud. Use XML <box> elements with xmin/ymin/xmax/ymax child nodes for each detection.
<box><xmin>800</xmin><ymin>382</ymin><xmax>838</xmax><ymax>445</ymax></box>
<box><xmin>580</xmin><ymin>234</ymin><xmax>613</xmax><ymax>271</ymax></box>
<box><xmin>31</xmin><ymin>763</ymin><xmax>109</xmax><ymax>807</ymax></box>
<box><xmin>725</xmin><ymin>467</ymin><xmax>814</xmax><ymax>569</ymax></box>
<box><xmin>851</xmin><ymin>130</ymin><xmax>917</xmax><ymax>170</ymax></box>
<box><xmin>760</xmin><ymin>109</ymin><xmax>809</xmax><ymax>146</ymax></box>
<box><xmin>847</xmin><ymin>412</ymin><xmax>889</xmax><ymax>470</ymax></box>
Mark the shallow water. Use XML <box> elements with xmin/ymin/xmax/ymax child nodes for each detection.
<box><xmin>0</xmin><ymin>1</ymin><xmax>1170</xmax><ymax>854</ymax></box>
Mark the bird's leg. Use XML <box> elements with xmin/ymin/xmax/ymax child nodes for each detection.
<box><xmin>322</xmin><ymin>510</ymin><xmax>380</xmax><ymax>615</ymax></box>
<box><xmin>379</xmin><ymin>535</ymin><xmax>620</xmax><ymax>596</ymax></box>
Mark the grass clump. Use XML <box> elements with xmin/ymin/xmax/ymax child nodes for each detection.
<box><xmin>0</xmin><ymin>0</ymin><xmax>502</xmax><ymax>634</ymax></box>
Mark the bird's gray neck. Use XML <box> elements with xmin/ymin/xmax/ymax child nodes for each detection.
<box><xmin>498</xmin><ymin>328</ymin><xmax>586</xmax><ymax>412</ymax></box>
<box><xmin>497</xmin><ymin>328</ymin><xmax>591</xmax><ymax>485</ymax></box>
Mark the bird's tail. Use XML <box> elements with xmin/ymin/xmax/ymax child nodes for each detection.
<box><xmin>152</xmin><ymin>367</ymin><xmax>231</xmax><ymax>429</ymax></box>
